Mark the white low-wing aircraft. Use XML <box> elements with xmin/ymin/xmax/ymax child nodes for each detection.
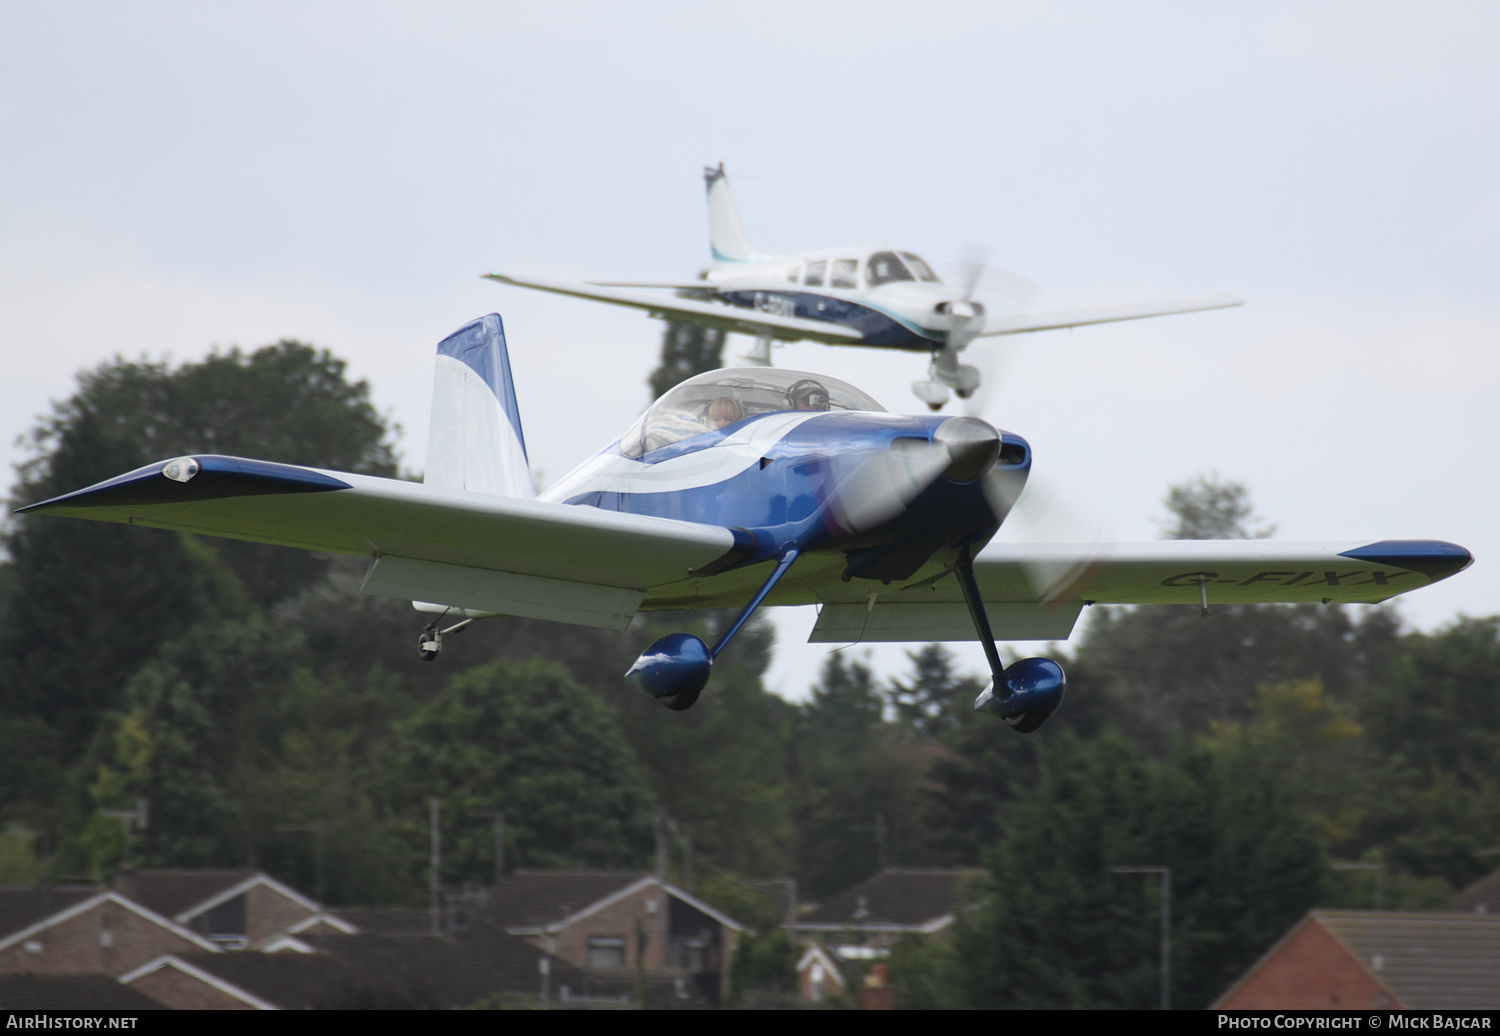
<box><xmin>485</xmin><ymin>165</ymin><xmax>1244</xmax><ymax>409</ymax></box>
<box><xmin>21</xmin><ymin>316</ymin><xmax>1471</xmax><ymax>730</ymax></box>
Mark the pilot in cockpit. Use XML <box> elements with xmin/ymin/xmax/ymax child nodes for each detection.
<box><xmin>786</xmin><ymin>379</ymin><xmax>831</xmax><ymax>411</ymax></box>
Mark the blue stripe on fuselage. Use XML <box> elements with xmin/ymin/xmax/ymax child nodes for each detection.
<box><xmin>565</xmin><ymin>413</ymin><xmax>1029</xmax><ymax>568</ymax></box>
<box><xmin>718</xmin><ymin>290</ymin><xmax>938</xmax><ymax>349</ymax></box>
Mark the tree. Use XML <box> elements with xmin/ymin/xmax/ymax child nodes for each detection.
<box><xmin>1160</xmin><ymin>473</ymin><xmax>1274</xmax><ymax>540</ymax></box>
<box><xmin>648</xmin><ymin>318</ymin><xmax>725</xmax><ymax>400</ymax></box>
<box><xmin>791</xmin><ymin>654</ymin><xmax>925</xmax><ymax>898</ymax></box>
<box><xmin>1</xmin><ymin>344</ymin><xmax>398</xmax><ymax>788</ymax></box>
<box><xmin>953</xmin><ymin>727</ymin><xmax>1323</xmax><ymax>1009</ymax></box>
<box><xmin>380</xmin><ymin>659</ymin><xmax>658</xmax><ymax>876</ymax></box>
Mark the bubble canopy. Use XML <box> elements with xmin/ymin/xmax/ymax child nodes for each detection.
<box><xmin>622</xmin><ymin>368</ymin><xmax>887</xmax><ymax>458</ymax></box>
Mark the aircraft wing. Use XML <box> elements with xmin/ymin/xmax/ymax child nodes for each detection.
<box><xmin>18</xmin><ymin>455</ymin><xmax>745</xmax><ymax>631</ymax></box>
<box><xmin>484</xmin><ymin>272</ymin><xmax>864</xmax><ymax>344</ymax></box>
<box><xmin>978</xmin><ymin>294</ymin><xmax>1244</xmax><ymax>337</ymax></box>
<box><xmin>807</xmin><ymin>538</ymin><xmax>1472</xmax><ymax>643</ymax></box>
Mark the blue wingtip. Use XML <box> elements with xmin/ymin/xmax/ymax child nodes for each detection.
<box><xmin>1338</xmin><ymin>540</ymin><xmax>1474</xmax><ymax>582</ymax></box>
<box><xmin>17</xmin><ymin>455</ymin><xmax>350</xmax><ymax>513</ymax></box>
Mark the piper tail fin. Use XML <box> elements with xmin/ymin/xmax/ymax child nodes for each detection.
<box><xmin>704</xmin><ymin>162</ymin><xmax>754</xmax><ymax>264</ymax></box>
<box><xmin>424</xmin><ymin>314</ymin><xmax>534</xmax><ymax>499</ymax></box>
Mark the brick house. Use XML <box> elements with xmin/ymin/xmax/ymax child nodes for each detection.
<box><xmin>793</xmin><ymin>869</ymin><xmax>980</xmax><ymax>959</ymax></box>
<box><xmin>454</xmin><ymin>871</ymin><xmax>743</xmax><ymax>1003</ymax></box>
<box><xmin>0</xmin><ymin>886</ymin><xmax>220</xmax><ymax>978</ymax></box>
<box><xmin>112</xmin><ymin>869</ymin><xmax>353</xmax><ymax>948</ymax></box>
<box><xmin>1215</xmin><ymin>910</ymin><xmax>1500</xmax><ymax>1009</ymax></box>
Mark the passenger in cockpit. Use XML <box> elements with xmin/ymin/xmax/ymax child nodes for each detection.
<box><xmin>707</xmin><ymin>397</ymin><xmax>746</xmax><ymax>429</ymax></box>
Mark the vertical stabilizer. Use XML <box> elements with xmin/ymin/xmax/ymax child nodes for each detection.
<box><xmin>424</xmin><ymin>314</ymin><xmax>534</xmax><ymax>498</ymax></box>
<box><xmin>704</xmin><ymin>163</ymin><xmax>755</xmax><ymax>264</ymax></box>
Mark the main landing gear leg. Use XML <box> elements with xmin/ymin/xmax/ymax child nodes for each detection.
<box><xmin>741</xmin><ymin>334</ymin><xmax>775</xmax><ymax>367</ymax></box>
<box><xmin>625</xmin><ymin>547</ymin><xmax>802</xmax><ymax>711</ymax></box>
<box><xmin>952</xmin><ymin>545</ymin><xmax>1066</xmax><ymax>733</ymax></box>
<box><xmin>417</xmin><ymin>614</ymin><xmax>474</xmax><ymax>661</ymax></box>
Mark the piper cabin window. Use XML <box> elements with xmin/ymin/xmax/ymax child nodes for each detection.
<box><xmin>804</xmin><ymin>260</ymin><xmax>827</xmax><ymax>287</ymax></box>
<box><xmin>831</xmin><ymin>258</ymin><xmax>858</xmax><ymax>289</ymax></box>
<box><xmin>866</xmin><ymin>251</ymin><xmax>915</xmax><ymax>288</ymax></box>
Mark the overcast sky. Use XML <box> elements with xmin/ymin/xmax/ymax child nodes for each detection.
<box><xmin>3</xmin><ymin>2</ymin><xmax>1496</xmax><ymax>699</ymax></box>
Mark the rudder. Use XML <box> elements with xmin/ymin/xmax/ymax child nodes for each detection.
<box><xmin>704</xmin><ymin>162</ymin><xmax>755</xmax><ymax>264</ymax></box>
<box><xmin>424</xmin><ymin>313</ymin><xmax>534</xmax><ymax>498</ymax></box>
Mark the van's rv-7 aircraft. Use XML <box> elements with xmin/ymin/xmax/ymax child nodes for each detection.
<box><xmin>485</xmin><ymin>165</ymin><xmax>1245</xmax><ymax>410</ymax></box>
<box><xmin>21</xmin><ymin>315</ymin><xmax>1471</xmax><ymax>730</ymax></box>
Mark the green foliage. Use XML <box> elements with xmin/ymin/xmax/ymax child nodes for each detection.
<box><xmin>727</xmin><ymin>929</ymin><xmax>798</xmax><ymax>1007</ymax></box>
<box><xmin>649</xmin><ymin>319</ymin><xmax>725</xmax><ymax>400</ymax></box>
<box><xmin>888</xmin><ymin>932</ymin><xmax>963</xmax><ymax>1009</ymax></box>
<box><xmin>1359</xmin><ymin>617</ymin><xmax>1500</xmax><ymax>778</ymax></box>
<box><xmin>0</xmin><ymin>825</ymin><xmax>44</xmax><ymax>885</ymax></box>
<box><xmin>792</xmin><ymin>654</ymin><xmax>923</xmax><ymax>899</ymax></box>
<box><xmin>607</xmin><ymin>614</ymin><xmax>795</xmax><ymax>878</ymax></box>
<box><xmin>954</xmin><ymin>721</ymin><xmax>1323</xmax><ymax>1009</ymax></box>
<box><xmin>1</xmin><ymin>343</ymin><xmax>398</xmax><ymax>806</ymax></box>
<box><xmin>1075</xmin><ymin>603</ymin><xmax>1400</xmax><ymax>756</ymax></box>
<box><xmin>381</xmin><ymin>659</ymin><xmax>657</xmax><ymax>874</ymax></box>
<box><xmin>1160</xmin><ymin>473</ymin><xmax>1274</xmax><ymax>540</ymax></box>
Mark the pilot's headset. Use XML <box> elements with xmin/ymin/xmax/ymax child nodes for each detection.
<box><xmin>785</xmin><ymin>379</ymin><xmax>831</xmax><ymax>411</ymax></box>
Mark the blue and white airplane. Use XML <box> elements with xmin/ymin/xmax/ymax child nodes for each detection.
<box><xmin>21</xmin><ymin>315</ymin><xmax>1472</xmax><ymax>730</ymax></box>
<box><xmin>485</xmin><ymin>165</ymin><xmax>1244</xmax><ymax>410</ymax></box>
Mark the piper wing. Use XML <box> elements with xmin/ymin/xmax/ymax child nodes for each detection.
<box><xmin>803</xmin><ymin>539</ymin><xmax>1472</xmax><ymax>644</ymax></box>
<box><xmin>483</xmin><ymin>272</ymin><xmax>864</xmax><ymax>344</ymax></box>
<box><xmin>979</xmin><ymin>294</ymin><xmax>1244</xmax><ymax>337</ymax></box>
<box><xmin>18</xmin><ymin>455</ymin><xmax>744</xmax><ymax>631</ymax></box>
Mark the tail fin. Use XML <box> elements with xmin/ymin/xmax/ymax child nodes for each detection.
<box><xmin>704</xmin><ymin>163</ymin><xmax>755</xmax><ymax>264</ymax></box>
<box><xmin>424</xmin><ymin>314</ymin><xmax>534</xmax><ymax>498</ymax></box>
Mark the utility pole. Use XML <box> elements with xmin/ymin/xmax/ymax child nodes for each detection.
<box><xmin>654</xmin><ymin>809</ymin><xmax>668</xmax><ymax>881</ymax></box>
<box><xmin>469</xmin><ymin>810</ymin><xmax>506</xmax><ymax>885</ymax></box>
<box><xmin>276</xmin><ymin>824</ymin><xmax>326</xmax><ymax>907</ymax></box>
<box><xmin>1112</xmin><ymin>865</ymin><xmax>1171</xmax><ymax>1010</ymax></box>
<box><xmin>429</xmin><ymin>798</ymin><xmax>441</xmax><ymax>936</ymax></box>
<box><xmin>101</xmin><ymin>799</ymin><xmax>148</xmax><ymax>869</ymax></box>
<box><xmin>855</xmin><ymin>814</ymin><xmax>888</xmax><ymax>871</ymax></box>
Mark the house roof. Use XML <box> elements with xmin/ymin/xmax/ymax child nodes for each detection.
<box><xmin>125</xmin><ymin>951</ymin><xmax>351</xmax><ymax>1010</ymax></box>
<box><xmin>0</xmin><ymin>974</ymin><xmax>168</xmax><ymax>1010</ymax></box>
<box><xmin>0</xmin><ymin>891</ymin><xmax>220</xmax><ymax>955</ymax></box>
<box><xmin>112</xmin><ymin>869</ymin><xmax>259</xmax><ymax>920</ymax></box>
<box><xmin>1316</xmin><ymin>911</ymin><xmax>1500</xmax><ymax>1010</ymax></box>
<box><xmin>482</xmin><ymin>871</ymin><xmax>649</xmax><ymax>929</ymax></box>
<box><xmin>1455</xmin><ymin>867</ymin><xmax>1500</xmax><ymax>914</ymax></box>
<box><xmin>0</xmin><ymin>886</ymin><xmax>100</xmax><ymax>939</ymax></box>
<box><xmin>796</xmin><ymin>869</ymin><xmax>980</xmax><ymax>931</ymax></box>
<box><xmin>330</xmin><ymin>906</ymin><xmax>434</xmax><ymax>937</ymax></box>
<box><xmin>475</xmin><ymin>871</ymin><xmax>742</xmax><ymax>934</ymax></box>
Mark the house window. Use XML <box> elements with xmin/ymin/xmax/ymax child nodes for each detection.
<box><xmin>190</xmin><ymin>893</ymin><xmax>247</xmax><ymax>948</ymax></box>
<box><xmin>587</xmin><ymin>936</ymin><xmax>626</xmax><ymax>969</ymax></box>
